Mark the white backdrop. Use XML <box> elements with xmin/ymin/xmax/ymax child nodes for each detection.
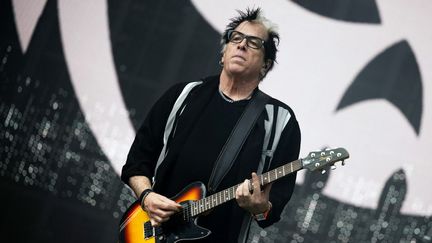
<box><xmin>12</xmin><ymin>0</ymin><xmax>432</xmax><ymax>216</ymax></box>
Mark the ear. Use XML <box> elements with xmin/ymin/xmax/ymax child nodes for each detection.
<box><xmin>262</xmin><ymin>60</ymin><xmax>272</xmax><ymax>71</ymax></box>
<box><xmin>219</xmin><ymin>53</ymin><xmax>226</xmax><ymax>67</ymax></box>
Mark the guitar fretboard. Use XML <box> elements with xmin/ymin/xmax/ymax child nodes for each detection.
<box><xmin>190</xmin><ymin>159</ymin><xmax>303</xmax><ymax>217</ymax></box>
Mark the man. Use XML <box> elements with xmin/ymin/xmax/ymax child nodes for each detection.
<box><xmin>121</xmin><ymin>8</ymin><xmax>301</xmax><ymax>242</ymax></box>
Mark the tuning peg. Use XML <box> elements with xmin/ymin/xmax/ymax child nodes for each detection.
<box><xmin>341</xmin><ymin>160</ymin><xmax>345</xmax><ymax>166</ymax></box>
<box><xmin>331</xmin><ymin>165</ymin><xmax>336</xmax><ymax>170</ymax></box>
<box><xmin>321</xmin><ymin>169</ymin><xmax>326</xmax><ymax>174</ymax></box>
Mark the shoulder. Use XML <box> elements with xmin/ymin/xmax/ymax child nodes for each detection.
<box><xmin>163</xmin><ymin>80</ymin><xmax>203</xmax><ymax>101</ymax></box>
<box><xmin>261</xmin><ymin>91</ymin><xmax>298</xmax><ymax>122</ymax></box>
<box><xmin>166</xmin><ymin>75</ymin><xmax>219</xmax><ymax>97</ymax></box>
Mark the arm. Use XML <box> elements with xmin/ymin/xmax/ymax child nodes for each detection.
<box><xmin>129</xmin><ymin>175</ymin><xmax>181</xmax><ymax>226</ymax></box>
<box><xmin>121</xmin><ymin>82</ymin><xmax>188</xmax><ymax>183</ymax></box>
<box><xmin>128</xmin><ymin>175</ymin><xmax>152</xmax><ymax>197</ymax></box>
<box><xmin>257</xmin><ymin>117</ymin><xmax>301</xmax><ymax>227</ymax></box>
<box><xmin>121</xmin><ymin>83</ymin><xmax>188</xmax><ymax>225</ymax></box>
<box><xmin>235</xmin><ymin>115</ymin><xmax>301</xmax><ymax>226</ymax></box>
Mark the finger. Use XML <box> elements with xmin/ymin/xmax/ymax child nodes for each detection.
<box><xmin>158</xmin><ymin>197</ymin><xmax>182</xmax><ymax>211</ymax></box>
<box><xmin>242</xmin><ymin>179</ymin><xmax>250</xmax><ymax>195</ymax></box>
<box><xmin>151</xmin><ymin>208</ymin><xmax>174</xmax><ymax>219</ymax></box>
<box><xmin>251</xmin><ymin>173</ymin><xmax>261</xmax><ymax>192</ymax></box>
<box><xmin>235</xmin><ymin>184</ymin><xmax>242</xmax><ymax>199</ymax></box>
<box><xmin>248</xmin><ymin>179</ymin><xmax>254</xmax><ymax>194</ymax></box>
<box><xmin>152</xmin><ymin>213</ymin><xmax>168</xmax><ymax>224</ymax></box>
<box><xmin>150</xmin><ymin>218</ymin><xmax>160</xmax><ymax>227</ymax></box>
<box><xmin>147</xmin><ymin>196</ymin><xmax>179</xmax><ymax>212</ymax></box>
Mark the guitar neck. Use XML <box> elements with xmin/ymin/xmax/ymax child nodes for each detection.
<box><xmin>190</xmin><ymin>159</ymin><xmax>303</xmax><ymax>217</ymax></box>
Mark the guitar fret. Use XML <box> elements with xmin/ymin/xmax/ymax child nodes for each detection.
<box><xmin>197</xmin><ymin>202</ymin><xmax>200</xmax><ymax>215</ymax></box>
<box><xmin>205</xmin><ymin>198</ymin><xmax>208</xmax><ymax>211</ymax></box>
<box><xmin>190</xmin><ymin>159</ymin><xmax>303</xmax><ymax>217</ymax></box>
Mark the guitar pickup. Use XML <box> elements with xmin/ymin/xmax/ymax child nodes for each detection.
<box><xmin>143</xmin><ymin>221</ymin><xmax>154</xmax><ymax>239</ymax></box>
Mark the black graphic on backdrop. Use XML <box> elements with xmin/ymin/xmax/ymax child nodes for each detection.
<box><xmin>0</xmin><ymin>0</ymin><xmax>126</xmax><ymax>242</ymax></box>
<box><xmin>1</xmin><ymin>0</ymin><xmax>430</xmax><ymax>242</ymax></box>
<box><xmin>108</xmin><ymin>1</ymin><xmax>221</xmax><ymax>128</ymax></box>
<box><xmin>249</xmin><ymin>169</ymin><xmax>432</xmax><ymax>242</ymax></box>
<box><xmin>292</xmin><ymin>0</ymin><xmax>381</xmax><ymax>24</ymax></box>
<box><xmin>337</xmin><ymin>40</ymin><xmax>423</xmax><ymax>135</ymax></box>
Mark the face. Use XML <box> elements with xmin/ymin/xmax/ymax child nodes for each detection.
<box><xmin>222</xmin><ymin>21</ymin><xmax>268</xmax><ymax>80</ymax></box>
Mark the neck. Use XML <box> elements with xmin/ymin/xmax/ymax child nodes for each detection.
<box><xmin>219</xmin><ymin>71</ymin><xmax>259</xmax><ymax>101</ymax></box>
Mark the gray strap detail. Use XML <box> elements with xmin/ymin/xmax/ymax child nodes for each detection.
<box><xmin>270</xmin><ymin>106</ymin><xmax>291</xmax><ymax>159</ymax></box>
<box><xmin>261</xmin><ymin>106</ymin><xmax>291</xmax><ymax>170</ymax></box>
<box><xmin>257</xmin><ymin>104</ymin><xmax>275</xmax><ymax>174</ymax></box>
<box><xmin>238</xmin><ymin>105</ymin><xmax>292</xmax><ymax>243</ymax></box>
<box><xmin>152</xmin><ymin>81</ymin><xmax>203</xmax><ymax>185</ymax></box>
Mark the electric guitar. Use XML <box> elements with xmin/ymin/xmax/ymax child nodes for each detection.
<box><xmin>119</xmin><ymin>147</ymin><xmax>350</xmax><ymax>243</ymax></box>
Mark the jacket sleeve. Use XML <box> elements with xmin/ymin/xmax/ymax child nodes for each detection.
<box><xmin>120</xmin><ymin>83</ymin><xmax>187</xmax><ymax>186</ymax></box>
<box><xmin>257</xmin><ymin>115</ymin><xmax>301</xmax><ymax>228</ymax></box>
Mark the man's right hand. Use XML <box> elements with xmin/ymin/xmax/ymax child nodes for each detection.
<box><xmin>142</xmin><ymin>192</ymin><xmax>182</xmax><ymax>227</ymax></box>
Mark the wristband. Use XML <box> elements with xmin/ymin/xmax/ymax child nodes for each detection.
<box><xmin>253</xmin><ymin>201</ymin><xmax>272</xmax><ymax>221</ymax></box>
<box><xmin>139</xmin><ymin>188</ymin><xmax>153</xmax><ymax>209</ymax></box>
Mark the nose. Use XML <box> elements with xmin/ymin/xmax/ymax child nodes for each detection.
<box><xmin>237</xmin><ymin>38</ymin><xmax>247</xmax><ymax>50</ymax></box>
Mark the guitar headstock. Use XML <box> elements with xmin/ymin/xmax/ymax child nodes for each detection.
<box><xmin>301</xmin><ymin>147</ymin><xmax>349</xmax><ymax>173</ymax></box>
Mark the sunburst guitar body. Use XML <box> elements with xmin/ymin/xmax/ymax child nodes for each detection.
<box><xmin>119</xmin><ymin>148</ymin><xmax>350</xmax><ymax>243</ymax></box>
<box><xmin>119</xmin><ymin>182</ymin><xmax>210</xmax><ymax>243</ymax></box>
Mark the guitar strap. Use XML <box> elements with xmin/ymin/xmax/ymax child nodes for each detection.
<box><xmin>207</xmin><ymin>90</ymin><xmax>270</xmax><ymax>193</ymax></box>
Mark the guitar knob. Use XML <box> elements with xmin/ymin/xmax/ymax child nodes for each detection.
<box><xmin>331</xmin><ymin>165</ymin><xmax>336</xmax><ymax>170</ymax></box>
<box><xmin>321</xmin><ymin>169</ymin><xmax>326</xmax><ymax>174</ymax></box>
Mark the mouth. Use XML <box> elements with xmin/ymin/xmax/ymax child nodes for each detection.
<box><xmin>232</xmin><ymin>55</ymin><xmax>246</xmax><ymax>61</ymax></box>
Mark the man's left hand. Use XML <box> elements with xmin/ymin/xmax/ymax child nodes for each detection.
<box><xmin>235</xmin><ymin>172</ymin><xmax>272</xmax><ymax>215</ymax></box>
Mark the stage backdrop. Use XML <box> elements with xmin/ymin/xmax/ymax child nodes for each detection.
<box><xmin>1</xmin><ymin>0</ymin><xmax>431</xmax><ymax>242</ymax></box>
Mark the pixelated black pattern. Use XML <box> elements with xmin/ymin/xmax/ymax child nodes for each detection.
<box><xmin>292</xmin><ymin>0</ymin><xmax>381</xmax><ymax>24</ymax></box>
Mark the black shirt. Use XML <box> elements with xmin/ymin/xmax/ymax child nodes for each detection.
<box><xmin>159</xmin><ymin>90</ymin><xmax>262</xmax><ymax>242</ymax></box>
<box><xmin>122</xmin><ymin>76</ymin><xmax>301</xmax><ymax>242</ymax></box>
